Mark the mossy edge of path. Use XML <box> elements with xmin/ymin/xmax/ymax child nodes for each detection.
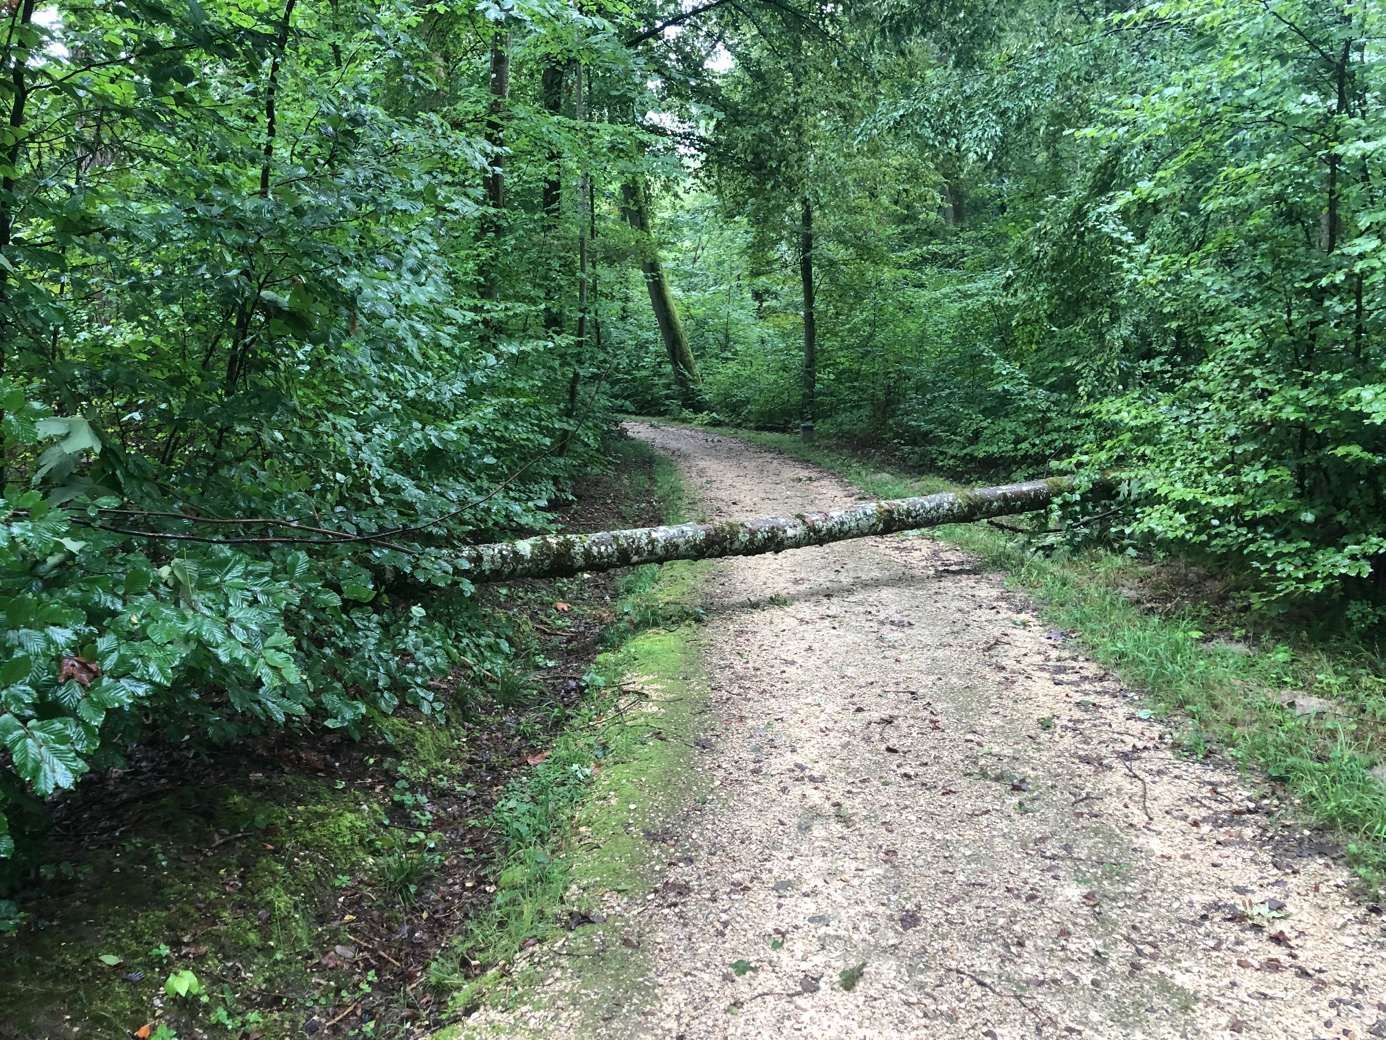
<box><xmin>434</xmin><ymin>568</ymin><xmax>715</xmax><ymax>1038</ymax></box>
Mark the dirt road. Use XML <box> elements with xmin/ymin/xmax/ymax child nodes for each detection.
<box><xmin>463</xmin><ymin>424</ymin><xmax>1385</xmax><ymax>1040</ymax></box>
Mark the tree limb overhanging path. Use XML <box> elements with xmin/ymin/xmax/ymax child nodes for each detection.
<box><xmin>462</xmin><ymin>424</ymin><xmax>1384</xmax><ymax>1040</ymax></box>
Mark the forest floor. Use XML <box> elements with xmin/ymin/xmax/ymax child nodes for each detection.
<box><xmin>460</xmin><ymin>423</ymin><xmax>1386</xmax><ymax>1040</ymax></box>
<box><xmin>0</xmin><ymin>438</ymin><xmax>679</xmax><ymax>1040</ymax></box>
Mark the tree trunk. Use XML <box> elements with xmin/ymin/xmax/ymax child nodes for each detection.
<box><xmin>621</xmin><ymin>181</ymin><xmax>701</xmax><ymax>407</ymax></box>
<box><xmin>259</xmin><ymin>0</ymin><xmax>298</xmax><ymax>197</ymax></box>
<box><xmin>480</xmin><ymin>22</ymin><xmax>511</xmax><ymax>307</ymax></box>
<box><xmin>541</xmin><ymin>62</ymin><xmax>564</xmax><ymax>336</ymax></box>
<box><xmin>574</xmin><ymin>62</ymin><xmax>589</xmax><ymax>359</ymax></box>
<box><xmin>0</xmin><ymin>0</ymin><xmax>37</xmax><ymax>483</ymax></box>
<box><xmin>455</xmin><ymin>476</ymin><xmax>1094</xmax><ymax>582</ymax></box>
<box><xmin>559</xmin><ymin>62</ymin><xmax>588</xmax><ymax>458</ymax></box>
<box><xmin>799</xmin><ymin>195</ymin><xmax>816</xmax><ymax>443</ymax></box>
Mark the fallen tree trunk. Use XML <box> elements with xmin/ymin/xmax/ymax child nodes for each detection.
<box><xmin>458</xmin><ymin>476</ymin><xmax>1101</xmax><ymax>583</ymax></box>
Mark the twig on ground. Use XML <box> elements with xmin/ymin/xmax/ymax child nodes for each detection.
<box><xmin>1120</xmin><ymin>752</ymin><xmax>1154</xmax><ymax>820</ymax></box>
<box><xmin>324</xmin><ymin>1002</ymin><xmax>361</xmax><ymax>1029</ymax></box>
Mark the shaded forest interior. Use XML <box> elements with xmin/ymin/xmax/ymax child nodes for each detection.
<box><xmin>1</xmin><ymin>0</ymin><xmax>1385</xmax><ymax>1036</ymax></box>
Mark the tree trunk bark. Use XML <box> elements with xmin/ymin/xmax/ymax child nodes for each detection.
<box><xmin>480</xmin><ymin>22</ymin><xmax>511</xmax><ymax>307</ymax></box>
<box><xmin>0</xmin><ymin>0</ymin><xmax>37</xmax><ymax>483</ymax></box>
<box><xmin>799</xmin><ymin>195</ymin><xmax>816</xmax><ymax>443</ymax></box>
<box><xmin>621</xmin><ymin>181</ymin><xmax>701</xmax><ymax>407</ymax></box>
<box><xmin>541</xmin><ymin>61</ymin><xmax>564</xmax><ymax>336</ymax></box>
<box><xmin>455</xmin><ymin>476</ymin><xmax>1094</xmax><ymax>582</ymax></box>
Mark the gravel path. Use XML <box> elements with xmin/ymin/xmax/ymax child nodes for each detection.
<box><xmin>464</xmin><ymin>423</ymin><xmax>1385</xmax><ymax>1040</ymax></box>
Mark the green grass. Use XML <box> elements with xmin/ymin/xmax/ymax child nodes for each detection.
<box><xmin>428</xmin><ymin>436</ymin><xmax>712</xmax><ymax>1016</ymax></box>
<box><xmin>656</xmin><ymin>420</ymin><xmax>1386</xmax><ymax>894</ymax></box>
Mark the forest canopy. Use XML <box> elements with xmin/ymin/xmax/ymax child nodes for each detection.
<box><xmin>0</xmin><ymin>0</ymin><xmax>1382</xmax><ymax>860</ymax></box>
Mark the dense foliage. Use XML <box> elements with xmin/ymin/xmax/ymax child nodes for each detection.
<box><xmin>626</xmin><ymin>0</ymin><xmax>1386</xmax><ymax>617</ymax></box>
<box><xmin>3</xmin><ymin>0</ymin><xmax>1384</xmax><ymax>862</ymax></box>
<box><xmin>0</xmin><ymin>0</ymin><xmax>691</xmax><ymax>858</ymax></box>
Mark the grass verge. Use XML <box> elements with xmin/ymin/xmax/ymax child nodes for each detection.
<box><xmin>429</xmin><ymin>440</ymin><xmax>714</xmax><ymax>1025</ymax></box>
<box><xmin>656</xmin><ymin>420</ymin><xmax>1386</xmax><ymax>895</ymax></box>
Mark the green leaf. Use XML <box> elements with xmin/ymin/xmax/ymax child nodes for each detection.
<box><xmin>165</xmin><ymin>969</ymin><xmax>201</xmax><ymax>998</ymax></box>
<box><xmin>35</xmin><ymin>416</ymin><xmax>101</xmax><ymax>456</ymax></box>
<box><xmin>341</xmin><ymin>583</ymin><xmax>375</xmax><ymax>602</ymax></box>
<box><xmin>0</xmin><ymin>656</ymin><xmax>32</xmax><ymax>687</ymax></box>
<box><xmin>0</xmin><ymin>717</ymin><xmax>86</xmax><ymax>795</ymax></box>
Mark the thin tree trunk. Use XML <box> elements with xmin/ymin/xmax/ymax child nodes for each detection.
<box><xmin>621</xmin><ymin>181</ymin><xmax>700</xmax><ymax>407</ymax></box>
<box><xmin>574</xmin><ymin>63</ymin><xmax>588</xmax><ymax>361</ymax></box>
<box><xmin>259</xmin><ymin>0</ymin><xmax>298</xmax><ymax>197</ymax></box>
<box><xmin>480</xmin><ymin>21</ymin><xmax>511</xmax><ymax>307</ymax></box>
<box><xmin>559</xmin><ymin>63</ymin><xmax>589</xmax><ymax>459</ymax></box>
<box><xmin>541</xmin><ymin>62</ymin><xmax>564</xmax><ymax>336</ymax></box>
<box><xmin>0</xmin><ymin>0</ymin><xmax>37</xmax><ymax>482</ymax></box>
<box><xmin>941</xmin><ymin>152</ymin><xmax>965</xmax><ymax>227</ymax></box>
<box><xmin>454</xmin><ymin>476</ymin><xmax>1093</xmax><ymax>582</ymax></box>
<box><xmin>800</xmin><ymin>195</ymin><xmax>816</xmax><ymax>443</ymax></box>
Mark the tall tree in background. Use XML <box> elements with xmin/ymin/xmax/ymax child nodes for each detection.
<box><xmin>622</xmin><ymin>179</ymin><xmax>702</xmax><ymax>408</ymax></box>
<box><xmin>700</xmin><ymin>3</ymin><xmax>857</xmax><ymax>441</ymax></box>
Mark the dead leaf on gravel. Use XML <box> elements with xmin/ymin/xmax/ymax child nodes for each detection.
<box><xmin>621</xmin><ymin>930</ymin><xmax>639</xmax><ymax>949</ymax></box>
<box><xmin>899</xmin><ymin>910</ymin><xmax>921</xmax><ymax>931</ymax></box>
<box><xmin>1229</xmin><ymin>1020</ymin><xmax>1245</xmax><ymax>1034</ymax></box>
<box><xmin>800</xmin><ymin>974</ymin><xmax>821</xmax><ymax>994</ymax></box>
<box><xmin>1082</xmin><ymin>891</ymin><xmax>1099</xmax><ymax>907</ymax></box>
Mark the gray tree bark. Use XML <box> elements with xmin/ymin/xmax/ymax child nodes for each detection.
<box><xmin>621</xmin><ymin>181</ymin><xmax>701</xmax><ymax>407</ymax></box>
<box><xmin>456</xmin><ymin>476</ymin><xmax>1094</xmax><ymax>582</ymax></box>
<box><xmin>799</xmin><ymin>195</ymin><xmax>816</xmax><ymax>442</ymax></box>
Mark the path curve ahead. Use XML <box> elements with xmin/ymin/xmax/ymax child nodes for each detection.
<box><xmin>468</xmin><ymin>423</ymin><xmax>1384</xmax><ymax>1040</ymax></box>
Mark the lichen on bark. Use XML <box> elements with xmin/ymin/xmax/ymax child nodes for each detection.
<box><xmin>456</xmin><ymin>477</ymin><xmax>1103</xmax><ymax>583</ymax></box>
